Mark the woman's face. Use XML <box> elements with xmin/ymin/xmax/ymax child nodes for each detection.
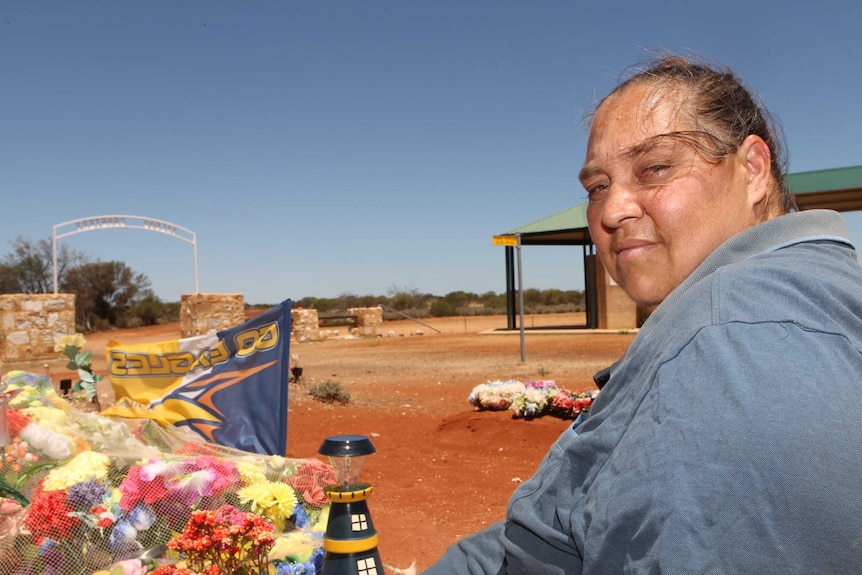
<box><xmin>580</xmin><ymin>84</ymin><xmax>759</xmax><ymax>313</ymax></box>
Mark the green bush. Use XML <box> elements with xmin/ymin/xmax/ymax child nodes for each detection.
<box><xmin>429</xmin><ymin>300</ymin><xmax>458</xmax><ymax>317</ymax></box>
<box><xmin>308</xmin><ymin>380</ymin><xmax>351</xmax><ymax>405</ymax></box>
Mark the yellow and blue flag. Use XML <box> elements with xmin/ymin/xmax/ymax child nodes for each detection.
<box><xmin>102</xmin><ymin>299</ymin><xmax>291</xmax><ymax>455</ymax></box>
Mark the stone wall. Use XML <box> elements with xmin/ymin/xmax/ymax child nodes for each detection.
<box><xmin>349</xmin><ymin>306</ymin><xmax>383</xmax><ymax>337</ymax></box>
<box><xmin>0</xmin><ymin>294</ymin><xmax>76</xmax><ymax>367</ymax></box>
<box><xmin>291</xmin><ymin>308</ymin><xmax>320</xmax><ymax>342</ymax></box>
<box><xmin>290</xmin><ymin>307</ymin><xmax>383</xmax><ymax>341</ymax></box>
<box><xmin>180</xmin><ymin>293</ymin><xmax>245</xmax><ymax>338</ymax></box>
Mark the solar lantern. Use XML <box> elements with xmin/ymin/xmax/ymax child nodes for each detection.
<box><xmin>318</xmin><ymin>434</ymin><xmax>385</xmax><ymax>575</ymax></box>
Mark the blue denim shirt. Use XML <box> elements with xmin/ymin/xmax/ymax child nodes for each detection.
<box><xmin>422</xmin><ymin>210</ymin><xmax>862</xmax><ymax>574</ymax></box>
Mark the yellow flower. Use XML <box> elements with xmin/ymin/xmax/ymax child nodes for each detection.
<box><xmin>237</xmin><ymin>460</ymin><xmax>268</xmax><ymax>485</ymax></box>
<box><xmin>54</xmin><ymin>333</ymin><xmax>86</xmax><ymax>353</ymax></box>
<box><xmin>268</xmin><ymin>531</ymin><xmax>320</xmax><ymax>563</ymax></box>
<box><xmin>43</xmin><ymin>450</ymin><xmax>110</xmax><ymax>491</ymax></box>
<box><xmin>23</xmin><ymin>406</ymin><xmax>68</xmax><ymax>428</ymax></box>
<box><xmin>237</xmin><ymin>480</ymin><xmax>298</xmax><ymax>531</ymax></box>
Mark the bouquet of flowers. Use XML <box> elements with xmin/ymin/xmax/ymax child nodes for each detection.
<box><xmin>509</xmin><ymin>380</ymin><xmax>558</xmax><ymax>419</ymax></box>
<box><xmin>548</xmin><ymin>388</ymin><xmax>599</xmax><ymax>419</ymax></box>
<box><xmin>467</xmin><ymin>380</ymin><xmax>526</xmax><ymax>411</ymax></box>
<box><xmin>0</xmin><ymin>370</ymin><xmax>332</xmax><ymax>575</ymax></box>
<box><xmin>468</xmin><ymin>378</ymin><xmax>599</xmax><ymax>420</ymax></box>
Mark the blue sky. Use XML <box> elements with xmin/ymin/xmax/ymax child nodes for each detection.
<box><xmin>2</xmin><ymin>1</ymin><xmax>861</xmax><ymax>305</ymax></box>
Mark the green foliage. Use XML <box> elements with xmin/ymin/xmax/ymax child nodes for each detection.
<box><xmin>293</xmin><ymin>287</ymin><xmax>585</xmax><ymax>319</ymax></box>
<box><xmin>62</xmin><ymin>261</ymin><xmax>154</xmax><ymax>331</ymax></box>
<box><xmin>0</xmin><ymin>236</ymin><xmax>87</xmax><ymax>294</ymax></box>
<box><xmin>128</xmin><ymin>295</ymin><xmax>179</xmax><ymax>327</ymax></box>
<box><xmin>308</xmin><ymin>380</ymin><xmax>351</xmax><ymax>405</ymax></box>
<box><xmin>429</xmin><ymin>299</ymin><xmax>459</xmax><ymax>317</ymax></box>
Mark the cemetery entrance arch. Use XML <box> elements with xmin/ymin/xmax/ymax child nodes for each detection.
<box><xmin>52</xmin><ymin>215</ymin><xmax>198</xmax><ymax>294</ymax></box>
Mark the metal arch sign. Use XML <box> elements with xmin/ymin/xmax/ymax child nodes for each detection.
<box><xmin>52</xmin><ymin>214</ymin><xmax>199</xmax><ymax>295</ymax></box>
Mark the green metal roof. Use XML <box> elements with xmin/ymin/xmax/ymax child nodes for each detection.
<box><xmin>501</xmin><ymin>165</ymin><xmax>862</xmax><ymax>245</ymax></box>
<box><xmin>788</xmin><ymin>165</ymin><xmax>862</xmax><ymax>211</ymax></box>
<box><xmin>503</xmin><ymin>203</ymin><xmax>590</xmax><ymax>245</ymax></box>
<box><xmin>787</xmin><ymin>165</ymin><xmax>862</xmax><ymax>194</ymax></box>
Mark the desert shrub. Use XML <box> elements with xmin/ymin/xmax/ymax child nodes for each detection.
<box><xmin>308</xmin><ymin>380</ymin><xmax>351</xmax><ymax>405</ymax></box>
<box><xmin>429</xmin><ymin>300</ymin><xmax>458</xmax><ymax>317</ymax></box>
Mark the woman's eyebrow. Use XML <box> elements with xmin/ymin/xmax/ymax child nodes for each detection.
<box><xmin>579</xmin><ymin>132</ymin><xmax>683</xmax><ymax>184</ymax></box>
<box><xmin>578</xmin><ymin>165</ymin><xmax>602</xmax><ymax>184</ymax></box>
<box><xmin>623</xmin><ymin>133</ymin><xmax>673</xmax><ymax>160</ymax></box>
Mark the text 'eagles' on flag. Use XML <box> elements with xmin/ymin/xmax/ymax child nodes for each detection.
<box><xmin>101</xmin><ymin>299</ymin><xmax>291</xmax><ymax>455</ymax></box>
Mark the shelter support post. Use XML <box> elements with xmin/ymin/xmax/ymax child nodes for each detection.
<box><xmin>505</xmin><ymin>246</ymin><xmax>516</xmax><ymax>330</ymax></box>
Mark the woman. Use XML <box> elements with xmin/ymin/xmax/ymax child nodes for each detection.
<box><xmin>420</xmin><ymin>55</ymin><xmax>862</xmax><ymax>574</ymax></box>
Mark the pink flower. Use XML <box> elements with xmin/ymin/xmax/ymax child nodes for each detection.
<box><xmin>0</xmin><ymin>498</ymin><xmax>22</xmax><ymax>516</ymax></box>
<box><xmin>119</xmin><ymin>465</ymin><xmax>169</xmax><ymax>511</ymax></box>
<box><xmin>191</xmin><ymin>455</ymin><xmax>238</xmax><ymax>494</ymax></box>
<box><xmin>112</xmin><ymin>559</ymin><xmax>148</xmax><ymax>575</ymax></box>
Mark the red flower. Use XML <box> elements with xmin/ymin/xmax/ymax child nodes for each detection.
<box><xmin>285</xmin><ymin>459</ymin><xmax>336</xmax><ymax>506</ymax></box>
<box><xmin>23</xmin><ymin>482</ymin><xmax>80</xmax><ymax>542</ymax></box>
<box><xmin>6</xmin><ymin>409</ymin><xmax>31</xmax><ymax>438</ymax></box>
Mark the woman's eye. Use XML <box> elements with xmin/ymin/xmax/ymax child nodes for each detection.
<box><xmin>638</xmin><ymin>164</ymin><xmax>671</xmax><ymax>183</ymax></box>
<box><xmin>586</xmin><ymin>183</ymin><xmax>609</xmax><ymax>200</ymax></box>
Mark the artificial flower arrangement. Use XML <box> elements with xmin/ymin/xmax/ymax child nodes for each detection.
<box><xmin>55</xmin><ymin>333</ymin><xmax>102</xmax><ymax>401</ymax></box>
<box><xmin>467</xmin><ymin>380</ymin><xmax>526</xmax><ymax>411</ymax></box>
<box><xmin>468</xmin><ymin>379</ymin><xmax>599</xmax><ymax>420</ymax></box>
<box><xmin>0</xmin><ymin>370</ymin><xmax>333</xmax><ymax>575</ymax></box>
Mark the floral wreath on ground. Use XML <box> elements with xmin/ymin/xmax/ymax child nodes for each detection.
<box><xmin>0</xmin><ymin>370</ymin><xmax>333</xmax><ymax>575</ymax></box>
<box><xmin>468</xmin><ymin>379</ymin><xmax>599</xmax><ymax>419</ymax></box>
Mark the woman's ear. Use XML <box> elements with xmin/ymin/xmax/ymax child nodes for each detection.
<box><xmin>740</xmin><ymin>134</ymin><xmax>772</xmax><ymax>207</ymax></box>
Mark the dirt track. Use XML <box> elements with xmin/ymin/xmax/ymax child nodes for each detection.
<box><xmin>69</xmin><ymin>312</ymin><xmax>636</xmax><ymax>570</ymax></box>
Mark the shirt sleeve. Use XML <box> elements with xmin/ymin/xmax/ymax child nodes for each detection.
<box><xmin>419</xmin><ymin>521</ymin><xmax>507</xmax><ymax>575</ymax></box>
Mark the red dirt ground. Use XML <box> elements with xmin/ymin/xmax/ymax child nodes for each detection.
<box><xmin>56</xmin><ymin>312</ymin><xmax>635</xmax><ymax>571</ymax></box>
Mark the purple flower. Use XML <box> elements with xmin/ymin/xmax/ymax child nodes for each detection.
<box><xmin>108</xmin><ymin>505</ymin><xmax>155</xmax><ymax>556</ymax></box>
<box><xmin>108</xmin><ymin>520</ymin><xmax>141</xmax><ymax>555</ymax></box>
<box><xmin>67</xmin><ymin>481</ymin><xmax>107</xmax><ymax>510</ymax></box>
<box><xmin>127</xmin><ymin>504</ymin><xmax>156</xmax><ymax>531</ymax></box>
<box><xmin>37</xmin><ymin>538</ymin><xmax>66</xmax><ymax>575</ymax></box>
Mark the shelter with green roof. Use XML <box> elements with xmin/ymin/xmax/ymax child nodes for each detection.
<box><xmin>496</xmin><ymin>165</ymin><xmax>862</xmax><ymax>330</ymax></box>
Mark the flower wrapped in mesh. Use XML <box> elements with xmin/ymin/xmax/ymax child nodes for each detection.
<box><xmin>155</xmin><ymin>505</ymin><xmax>276</xmax><ymax>575</ymax></box>
<box><xmin>24</xmin><ymin>481</ymin><xmax>80</xmax><ymax>542</ymax></box>
<box><xmin>468</xmin><ymin>380</ymin><xmax>526</xmax><ymax>411</ymax></box>
<box><xmin>284</xmin><ymin>459</ymin><xmax>337</xmax><ymax>507</ymax></box>
<box><xmin>0</xmin><ymin>373</ymin><xmax>335</xmax><ymax>574</ymax></box>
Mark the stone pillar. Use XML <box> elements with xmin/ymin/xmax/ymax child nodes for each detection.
<box><xmin>180</xmin><ymin>293</ymin><xmax>245</xmax><ymax>337</ymax></box>
<box><xmin>0</xmin><ymin>293</ymin><xmax>76</xmax><ymax>368</ymax></box>
<box><xmin>350</xmin><ymin>306</ymin><xmax>383</xmax><ymax>337</ymax></box>
<box><xmin>291</xmin><ymin>308</ymin><xmax>320</xmax><ymax>342</ymax></box>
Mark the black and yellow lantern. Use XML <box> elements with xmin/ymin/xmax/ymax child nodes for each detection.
<box><xmin>318</xmin><ymin>434</ymin><xmax>385</xmax><ymax>575</ymax></box>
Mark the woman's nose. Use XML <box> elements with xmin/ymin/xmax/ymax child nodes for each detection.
<box><xmin>600</xmin><ymin>184</ymin><xmax>643</xmax><ymax>228</ymax></box>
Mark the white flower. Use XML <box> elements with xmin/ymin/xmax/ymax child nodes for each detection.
<box><xmin>19</xmin><ymin>422</ymin><xmax>73</xmax><ymax>460</ymax></box>
<box><xmin>139</xmin><ymin>458</ymin><xmax>185</xmax><ymax>481</ymax></box>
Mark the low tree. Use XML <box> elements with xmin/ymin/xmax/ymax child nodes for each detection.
<box><xmin>61</xmin><ymin>261</ymin><xmax>153</xmax><ymax>331</ymax></box>
<box><xmin>0</xmin><ymin>237</ymin><xmax>87</xmax><ymax>294</ymax></box>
